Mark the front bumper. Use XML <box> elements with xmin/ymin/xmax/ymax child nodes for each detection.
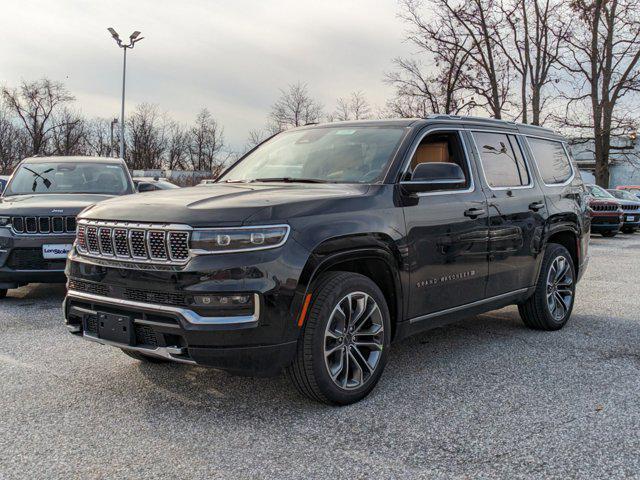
<box><xmin>621</xmin><ymin>212</ymin><xmax>640</xmax><ymax>228</ymax></box>
<box><xmin>64</xmin><ymin>242</ymin><xmax>310</xmax><ymax>376</ymax></box>
<box><xmin>0</xmin><ymin>229</ymin><xmax>73</xmax><ymax>288</ymax></box>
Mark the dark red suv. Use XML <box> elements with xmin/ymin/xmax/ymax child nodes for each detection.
<box><xmin>586</xmin><ymin>184</ymin><xmax>624</xmax><ymax>237</ymax></box>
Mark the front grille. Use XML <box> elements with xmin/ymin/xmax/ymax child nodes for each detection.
<box><xmin>76</xmin><ymin>220</ymin><xmax>191</xmax><ymax>265</ymax></box>
<box><xmin>621</xmin><ymin>204</ymin><xmax>639</xmax><ymax>211</ymax></box>
<box><xmin>134</xmin><ymin>325</ymin><xmax>158</xmax><ymax>347</ymax></box>
<box><xmin>68</xmin><ymin>279</ymin><xmax>110</xmax><ymax>297</ymax></box>
<box><xmin>11</xmin><ymin>215</ymin><xmax>76</xmax><ymax>235</ymax></box>
<box><xmin>7</xmin><ymin>248</ymin><xmax>65</xmax><ymax>270</ymax></box>
<box><xmin>124</xmin><ymin>288</ymin><xmax>187</xmax><ymax>307</ymax></box>
<box><xmin>591</xmin><ymin>204</ymin><xmax>617</xmax><ymax>212</ymax></box>
<box><xmin>85</xmin><ymin>315</ymin><xmax>98</xmax><ymax>334</ymax></box>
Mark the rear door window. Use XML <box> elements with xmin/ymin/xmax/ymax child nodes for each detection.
<box><xmin>527</xmin><ymin>138</ymin><xmax>573</xmax><ymax>184</ymax></box>
<box><xmin>472</xmin><ymin>132</ymin><xmax>530</xmax><ymax>188</ymax></box>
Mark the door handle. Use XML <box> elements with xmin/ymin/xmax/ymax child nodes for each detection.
<box><xmin>529</xmin><ymin>201</ymin><xmax>545</xmax><ymax>212</ymax></box>
<box><xmin>464</xmin><ymin>207</ymin><xmax>486</xmax><ymax>218</ymax></box>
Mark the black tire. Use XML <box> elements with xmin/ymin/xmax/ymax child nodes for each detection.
<box><xmin>519</xmin><ymin>243</ymin><xmax>576</xmax><ymax>331</ymax></box>
<box><xmin>121</xmin><ymin>349</ymin><xmax>170</xmax><ymax>363</ymax></box>
<box><xmin>601</xmin><ymin>230</ymin><xmax>617</xmax><ymax>237</ymax></box>
<box><xmin>0</xmin><ymin>289</ymin><xmax>6</xmax><ymax>299</ymax></box>
<box><xmin>286</xmin><ymin>272</ymin><xmax>391</xmax><ymax>405</ymax></box>
<box><xmin>622</xmin><ymin>227</ymin><xmax>635</xmax><ymax>234</ymax></box>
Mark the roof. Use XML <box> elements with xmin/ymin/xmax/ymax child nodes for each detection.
<box><xmin>296</xmin><ymin>116</ymin><xmax>562</xmax><ymax>139</ymax></box>
<box><xmin>20</xmin><ymin>156</ymin><xmax>127</xmax><ymax>164</ymax></box>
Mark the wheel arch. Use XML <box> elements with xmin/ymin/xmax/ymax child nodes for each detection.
<box><xmin>294</xmin><ymin>234</ymin><xmax>404</xmax><ymax>340</ymax></box>
<box><xmin>544</xmin><ymin>224</ymin><xmax>581</xmax><ymax>278</ymax></box>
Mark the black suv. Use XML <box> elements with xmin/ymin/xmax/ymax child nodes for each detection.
<box><xmin>64</xmin><ymin>117</ymin><xmax>589</xmax><ymax>404</ymax></box>
<box><xmin>0</xmin><ymin>156</ymin><xmax>135</xmax><ymax>297</ymax></box>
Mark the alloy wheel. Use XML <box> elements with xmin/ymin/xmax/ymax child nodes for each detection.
<box><xmin>546</xmin><ymin>255</ymin><xmax>574</xmax><ymax>321</ymax></box>
<box><xmin>323</xmin><ymin>291</ymin><xmax>385</xmax><ymax>390</ymax></box>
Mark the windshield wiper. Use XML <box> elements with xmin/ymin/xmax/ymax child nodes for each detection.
<box><xmin>250</xmin><ymin>177</ymin><xmax>328</xmax><ymax>184</ymax></box>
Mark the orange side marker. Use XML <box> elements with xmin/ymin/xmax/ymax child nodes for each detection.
<box><xmin>297</xmin><ymin>293</ymin><xmax>313</xmax><ymax>327</ymax></box>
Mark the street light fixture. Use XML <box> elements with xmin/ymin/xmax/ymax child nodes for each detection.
<box><xmin>107</xmin><ymin>27</ymin><xmax>144</xmax><ymax>159</ymax></box>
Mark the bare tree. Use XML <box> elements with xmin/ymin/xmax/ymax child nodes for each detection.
<box><xmin>269</xmin><ymin>82</ymin><xmax>323</xmax><ymax>130</ymax></box>
<box><xmin>50</xmin><ymin>108</ymin><xmax>87</xmax><ymax>156</ymax></box>
<box><xmin>0</xmin><ymin>106</ymin><xmax>28</xmax><ymax>174</ymax></box>
<box><xmin>387</xmin><ymin>0</ymin><xmax>476</xmax><ymax>117</ymax></box>
<box><xmin>84</xmin><ymin>118</ymin><xmax>113</xmax><ymax>157</ymax></box>
<box><xmin>560</xmin><ymin>0</ymin><xmax>640</xmax><ymax>187</ymax></box>
<box><xmin>166</xmin><ymin>121</ymin><xmax>190</xmax><ymax>170</ymax></box>
<box><xmin>126</xmin><ymin>103</ymin><xmax>166</xmax><ymax>170</ymax></box>
<box><xmin>188</xmin><ymin>108</ymin><xmax>225</xmax><ymax>174</ymax></box>
<box><xmin>497</xmin><ymin>0</ymin><xmax>567</xmax><ymax>125</ymax></box>
<box><xmin>1</xmin><ymin>78</ymin><xmax>75</xmax><ymax>155</ymax></box>
<box><xmin>417</xmin><ymin>0</ymin><xmax>511</xmax><ymax>118</ymax></box>
<box><xmin>329</xmin><ymin>91</ymin><xmax>372</xmax><ymax>121</ymax></box>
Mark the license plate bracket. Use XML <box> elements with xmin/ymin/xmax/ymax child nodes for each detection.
<box><xmin>97</xmin><ymin>312</ymin><xmax>133</xmax><ymax>344</ymax></box>
<box><xmin>626</xmin><ymin>215</ymin><xmax>635</xmax><ymax>222</ymax></box>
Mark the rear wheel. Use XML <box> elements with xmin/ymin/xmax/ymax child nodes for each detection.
<box><xmin>601</xmin><ymin>230</ymin><xmax>617</xmax><ymax>237</ymax></box>
<box><xmin>519</xmin><ymin>244</ymin><xmax>576</xmax><ymax>331</ymax></box>
<box><xmin>286</xmin><ymin>272</ymin><xmax>390</xmax><ymax>405</ymax></box>
<box><xmin>121</xmin><ymin>349</ymin><xmax>170</xmax><ymax>363</ymax></box>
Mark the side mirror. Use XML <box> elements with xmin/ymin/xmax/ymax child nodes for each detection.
<box><xmin>137</xmin><ymin>182</ymin><xmax>156</xmax><ymax>193</ymax></box>
<box><xmin>401</xmin><ymin>162</ymin><xmax>466</xmax><ymax>194</ymax></box>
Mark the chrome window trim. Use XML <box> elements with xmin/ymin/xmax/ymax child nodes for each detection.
<box><xmin>523</xmin><ymin>135</ymin><xmax>576</xmax><ymax>187</ymax></box>
<box><xmin>397</xmin><ymin>127</ymin><xmax>476</xmax><ymax>197</ymax></box>
<box><xmin>66</xmin><ymin>289</ymin><xmax>260</xmax><ymax>326</ymax></box>
<box><xmin>468</xmin><ymin>129</ymin><xmax>535</xmax><ymax>191</ymax></box>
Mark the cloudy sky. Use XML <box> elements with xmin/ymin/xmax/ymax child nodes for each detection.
<box><xmin>0</xmin><ymin>0</ymin><xmax>414</xmax><ymax>150</ymax></box>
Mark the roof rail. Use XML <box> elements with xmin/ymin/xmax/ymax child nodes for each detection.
<box><xmin>425</xmin><ymin>114</ymin><xmax>556</xmax><ymax>134</ymax></box>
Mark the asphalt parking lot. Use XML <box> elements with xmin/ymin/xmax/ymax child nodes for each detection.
<box><xmin>1</xmin><ymin>234</ymin><xmax>639</xmax><ymax>479</ymax></box>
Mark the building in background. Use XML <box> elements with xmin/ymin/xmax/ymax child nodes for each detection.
<box><xmin>569</xmin><ymin>134</ymin><xmax>640</xmax><ymax>187</ymax></box>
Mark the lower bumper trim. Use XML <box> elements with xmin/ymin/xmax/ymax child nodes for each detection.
<box><xmin>81</xmin><ymin>334</ymin><xmax>196</xmax><ymax>364</ymax></box>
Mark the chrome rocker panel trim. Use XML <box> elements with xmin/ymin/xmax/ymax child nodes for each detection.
<box><xmin>66</xmin><ymin>289</ymin><xmax>260</xmax><ymax>326</ymax></box>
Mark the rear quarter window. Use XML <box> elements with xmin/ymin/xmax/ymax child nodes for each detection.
<box><xmin>527</xmin><ymin>138</ymin><xmax>573</xmax><ymax>184</ymax></box>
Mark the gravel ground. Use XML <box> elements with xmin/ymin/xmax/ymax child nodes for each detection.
<box><xmin>1</xmin><ymin>234</ymin><xmax>639</xmax><ymax>479</ymax></box>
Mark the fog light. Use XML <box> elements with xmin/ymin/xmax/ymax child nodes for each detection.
<box><xmin>193</xmin><ymin>294</ymin><xmax>253</xmax><ymax>307</ymax></box>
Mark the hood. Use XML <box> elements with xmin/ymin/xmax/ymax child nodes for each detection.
<box><xmin>613</xmin><ymin>198</ymin><xmax>640</xmax><ymax>207</ymax></box>
<box><xmin>79</xmin><ymin>183</ymin><xmax>371</xmax><ymax>226</ymax></box>
<box><xmin>0</xmin><ymin>193</ymin><xmax>117</xmax><ymax>216</ymax></box>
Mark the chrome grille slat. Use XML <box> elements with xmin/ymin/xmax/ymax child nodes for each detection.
<box><xmin>75</xmin><ymin>220</ymin><xmax>191</xmax><ymax>266</ymax></box>
<box><xmin>10</xmin><ymin>215</ymin><xmax>77</xmax><ymax>235</ymax></box>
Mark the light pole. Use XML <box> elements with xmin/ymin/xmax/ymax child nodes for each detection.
<box><xmin>107</xmin><ymin>27</ymin><xmax>144</xmax><ymax>160</ymax></box>
<box><xmin>109</xmin><ymin>118</ymin><xmax>118</xmax><ymax>157</ymax></box>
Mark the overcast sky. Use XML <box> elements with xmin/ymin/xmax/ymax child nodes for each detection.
<box><xmin>0</xmin><ymin>0</ymin><xmax>413</xmax><ymax>150</ymax></box>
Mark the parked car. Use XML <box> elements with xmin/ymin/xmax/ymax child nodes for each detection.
<box><xmin>133</xmin><ymin>177</ymin><xmax>180</xmax><ymax>192</ymax></box>
<box><xmin>585</xmin><ymin>184</ymin><xmax>624</xmax><ymax>237</ymax></box>
<box><xmin>616</xmin><ymin>185</ymin><xmax>640</xmax><ymax>199</ymax></box>
<box><xmin>64</xmin><ymin>116</ymin><xmax>589</xmax><ymax>405</ymax></box>
<box><xmin>0</xmin><ymin>175</ymin><xmax>10</xmax><ymax>194</ymax></box>
<box><xmin>0</xmin><ymin>156</ymin><xmax>135</xmax><ymax>298</ymax></box>
<box><xmin>607</xmin><ymin>189</ymin><xmax>640</xmax><ymax>233</ymax></box>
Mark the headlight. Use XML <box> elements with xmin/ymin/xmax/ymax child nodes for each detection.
<box><xmin>0</xmin><ymin>216</ymin><xmax>10</xmax><ymax>228</ymax></box>
<box><xmin>190</xmin><ymin>225</ymin><xmax>290</xmax><ymax>254</ymax></box>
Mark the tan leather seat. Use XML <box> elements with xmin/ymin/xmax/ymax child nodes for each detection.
<box><xmin>411</xmin><ymin>142</ymin><xmax>449</xmax><ymax>169</ymax></box>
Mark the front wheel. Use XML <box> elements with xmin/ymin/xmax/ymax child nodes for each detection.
<box><xmin>601</xmin><ymin>230</ymin><xmax>617</xmax><ymax>237</ymax></box>
<box><xmin>286</xmin><ymin>272</ymin><xmax>390</xmax><ymax>405</ymax></box>
<box><xmin>0</xmin><ymin>289</ymin><xmax>6</xmax><ymax>299</ymax></box>
<box><xmin>519</xmin><ymin>244</ymin><xmax>576</xmax><ymax>331</ymax></box>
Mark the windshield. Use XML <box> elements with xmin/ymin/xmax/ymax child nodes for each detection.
<box><xmin>220</xmin><ymin>126</ymin><xmax>406</xmax><ymax>184</ymax></box>
<box><xmin>609</xmin><ymin>190</ymin><xmax>637</xmax><ymax>201</ymax></box>
<box><xmin>588</xmin><ymin>185</ymin><xmax>615</xmax><ymax>199</ymax></box>
<box><xmin>4</xmin><ymin>162</ymin><xmax>132</xmax><ymax>196</ymax></box>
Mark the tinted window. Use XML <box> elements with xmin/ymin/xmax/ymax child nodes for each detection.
<box><xmin>527</xmin><ymin>138</ymin><xmax>572</xmax><ymax>184</ymax></box>
<box><xmin>220</xmin><ymin>127</ymin><xmax>405</xmax><ymax>184</ymax></box>
<box><xmin>473</xmin><ymin>132</ymin><xmax>530</xmax><ymax>188</ymax></box>
<box><xmin>5</xmin><ymin>162</ymin><xmax>132</xmax><ymax>196</ymax></box>
<box><xmin>406</xmin><ymin>131</ymin><xmax>470</xmax><ymax>190</ymax></box>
